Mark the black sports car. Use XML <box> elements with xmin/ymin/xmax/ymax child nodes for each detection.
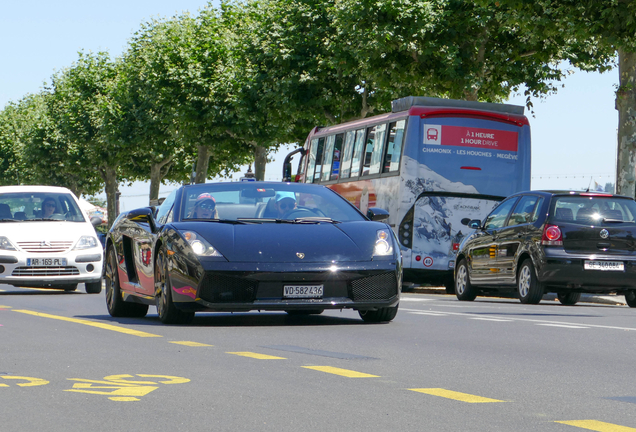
<box><xmin>104</xmin><ymin>182</ymin><xmax>402</xmax><ymax>324</ymax></box>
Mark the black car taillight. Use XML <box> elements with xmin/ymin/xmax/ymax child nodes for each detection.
<box><xmin>541</xmin><ymin>224</ymin><xmax>563</xmax><ymax>246</ymax></box>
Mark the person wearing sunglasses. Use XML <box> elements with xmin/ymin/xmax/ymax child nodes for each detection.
<box><xmin>41</xmin><ymin>197</ymin><xmax>58</xmax><ymax>218</ymax></box>
<box><xmin>190</xmin><ymin>193</ymin><xmax>218</xmax><ymax>219</ymax></box>
<box><xmin>274</xmin><ymin>191</ymin><xmax>297</xmax><ymax>218</ymax></box>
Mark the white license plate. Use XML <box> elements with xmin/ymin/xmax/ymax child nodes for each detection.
<box><xmin>283</xmin><ymin>285</ymin><xmax>324</xmax><ymax>298</ymax></box>
<box><xmin>27</xmin><ymin>258</ymin><xmax>67</xmax><ymax>266</ymax></box>
<box><xmin>584</xmin><ymin>260</ymin><xmax>624</xmax><ymax>271</ymax></box>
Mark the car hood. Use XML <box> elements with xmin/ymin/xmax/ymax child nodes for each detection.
<box><xmin>2</xmin><ymin>221</ymin><xmax>94</xmax><ymax>242</ymax></box>
<box><xmin>176</xmin><ymin>221</ymin><xmax>384</xmax><ymax>263</ymax></box>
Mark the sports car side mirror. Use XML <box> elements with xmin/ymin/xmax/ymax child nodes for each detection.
<box><xmin>367</xmin><ymin>207</ymin><xmax>390</xmax><ymax>222</ymax></box>
<box><xmin>126</xmin><ymin>207</ymin><xmax>157</xmax><ymax>232</ymax></box>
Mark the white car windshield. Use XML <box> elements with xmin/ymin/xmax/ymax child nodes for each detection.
<box><xmin>0</xmin><ymin>192</ymin><xmax>86</xmax><ymax>222</ymax></box>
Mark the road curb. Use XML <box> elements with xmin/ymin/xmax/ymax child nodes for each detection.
<box><xmin>407</xmin><ymin>286</ymin><xmax>627</xmax><ymax>306</ymax></box>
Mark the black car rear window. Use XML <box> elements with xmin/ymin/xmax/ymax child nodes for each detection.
<box><xmin>551</xmin><ymin>196</ymin><xmax>636</xmax><ymax>225</ymax></box>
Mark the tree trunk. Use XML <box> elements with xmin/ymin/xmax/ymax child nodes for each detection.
<box><xmin>254</xmin><ymin>145</ymin><xmax>267</xmax><ymax>181</ymax></box>
<box><xmin>195</xmin><ymin>145</ymin><xmax>209</xmax><ymax>184</ymax></box>
<box><xmin>102</xmin><ymin>166</ymin><xmax>118</xmax><ymax>229</ymax></box>
<box><xmin>148</xmin><ymin>157</ymin><xmax>173</xmax><ymax>204</ymax></box>
<box><xmin>615</xmin><ymin>49</ymin><xmax>636</xmax><ymax>198</ymax></box>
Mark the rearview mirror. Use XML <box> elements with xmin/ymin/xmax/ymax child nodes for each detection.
<box><xmin>241</xmin><ymin>188</ymin><xmax>275</xmax><ymax>198</ymax></box>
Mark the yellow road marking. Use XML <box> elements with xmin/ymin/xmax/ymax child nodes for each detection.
<box><xmin>0</xmin><ymin>305</ymin><xmax>11</xmax><ymax>309</ymax></box>
<box><xmin>409</xmin><ymin>388</ymin><xmax>505</xmax><ymax>403</ymax></box>
<box><xmin>556</xmin><ymin>420</ymin><xmax>636</xmax><ymax>431</ymax></box>
<box><xmin>12</xmin><ymin>309</ymin><xmax>162</xmax><ymax>338</ymax></box>
<box><xmin>227</xmin><ymin>352</ymin><xmax>286</xmax><ymax>360</ymax></box>
<box><xmin>302</xmin><ymin>366</ymin><xmax>379</xmax><ymax>378</ymax></box>
<box><xmin>0</xmin><ymin>376</ymin><xmax>49</xmax><ymax>387</ymax></box>
<box><xmin>170</xmin><ymin>341</ymin><xmax>212</xmax><ymax>347</ymax></box>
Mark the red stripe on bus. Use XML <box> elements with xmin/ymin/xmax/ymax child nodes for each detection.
<box><xmin>460</xmin><ymin>166</ymin><xmax>481</xmax><ymax>170</ymax></box>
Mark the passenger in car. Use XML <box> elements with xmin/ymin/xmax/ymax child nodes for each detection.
<box><xmin>190</xmin><ymin>193</ymin><xmax>218</xmax><ymax>219</ymax></box>
<box><xmin>0</xmin><ymin>203</ymin><xmax>12</xmax><ymax>219</ymax></box>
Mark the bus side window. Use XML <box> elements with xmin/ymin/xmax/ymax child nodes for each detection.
<box><xmin>368</xmin><ymin>123</ymin><xmax>387</xmax><ymax>175</ymax></box>
<box><xmin>362</xmin><ymin>126</ymin><xmax>376</xmax><ymax>176</ymax></box>
<box><xmin>350</xmin><ymin>128</ymin><xmax>366</xmax><ymax>178</ymax></box>
<box><xmin>383</xmin><ymin>120</ymin><xmax>406</xmax><ymax>173</ymax></box>
<box><xmin>313</xmin><ymin>137</ymin><xmax>325</xmax><ymax>183</ymax></box>
<box><xmin>305</xmin><ymin>138</ymin><xmax>319</xmax><ymax>183</ymax></box>
<box><xmin>330</xmin><ymin>134</ymin><xmax>343</xmax><ymax>180</ymax></box>
<box><xmin>321</xmin><ymin>135</ymin><xmax>336</xmax><ymax>181</ymax></box>
<box><xmin>340</xmin><ymin>130</ymin><xmax>356</xmax><ymax>179</ymax></box>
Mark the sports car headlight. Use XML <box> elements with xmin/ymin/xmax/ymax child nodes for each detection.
<box><xmin>74</xmin><ymin>236</ymin><xmax>99</xmax><ymax>250</ymax></box>
<box><xmin>181</xmin><ymin>231</ymin><xmax>223</xmax><ymax>257</ymax></box>
<box><xmin>374</xmin><ymin>229</ymin><xmax>394</xmax><ymax>256</ymax></box>
<box><xmin>0</xmin><ymin>236</ymin><xmax>16</xmax><ymax>251</ymax></box>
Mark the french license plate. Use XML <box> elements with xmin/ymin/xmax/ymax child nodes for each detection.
<box><xmin>27</xmin><ymin>258</ymin><xmax>67</xmax><ymax>266</ymax></box>
<box><xmin>283</xmin><ymin>285</ymin><xmax>324</xmax><ymax>298</ymax></box>
<box><xmin>584</xmin><ymin>260</ymin><xmax>624</xmax><ymax>271</ymax></box>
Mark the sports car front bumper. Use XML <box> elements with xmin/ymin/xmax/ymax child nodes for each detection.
<box><xmin>169</xmin><ymin>260</ymin><xmax>401</xmax><ymax>312</ymax></box>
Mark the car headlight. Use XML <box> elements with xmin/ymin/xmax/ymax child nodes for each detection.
<box><xmin>0</xmin><ymin>236</ymin><xmax>16</xmax><ymax>251</ymax></box>
<box><xmin>374</xmin><ymin>229</ymin><xmax>394</xmax><ymax>256</ymax></box>
<box><xmin>181</xmin><ymin>231</ymin><xmax>223</xmax><ymax>257</ymax></box>
<box><xmin>74</xmin><ymin>236</ymin><xmax>99</xmax><ymax>250</ymax></box>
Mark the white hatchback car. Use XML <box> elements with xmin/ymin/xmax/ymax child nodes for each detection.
<box><xmin>0</xmin><ymin>185</ymin><xmax>103</xmax><ymax>293</ymax></box>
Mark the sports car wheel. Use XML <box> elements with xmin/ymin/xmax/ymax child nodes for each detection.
<box><xmin>155</xmin><ymin>249</ymin><xmax>194</xmax><ymax>325</ymax></box>
<box><xmin>105</xmin><ymin>246</ymin><xmax>148</xmax><ymax>318</ymax></box>
<box><xmin>517</xmin><ymin>259</ymin><xmax>544</xmax><ymax>304</ymax></box>
<box><xmin>285</xmin><ymin>309</ymin><xmax>324</xmax><ymax>316</ymax></box>
<box><xmin>85</xmin><ymin>281</ymin><xmax>102</xmax><ymax>294</ymax></box>
<box><xmin>625</xmin><ymin>290</ymin><xmax>636</xmax><ymax>308</ymax></box>
<box><xmin>557</xmin><ymin>292</ymin><xmax>581</xmax><ymax>306</ymax></box>
<box><xmin>455</xmin><ymin>259</ymin><xmax>477</xmax><ymax>301</ymax></box>
<box><xmin>358</xmin><ymin>304</ymin><xmax>398</xmax><ymax>323</ymax></box>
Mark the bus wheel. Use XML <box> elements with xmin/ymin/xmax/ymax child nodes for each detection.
<box><xmin>455</xmin><ymin>260</ymin><xmax>477</xmax><ymax>301</ymax></box>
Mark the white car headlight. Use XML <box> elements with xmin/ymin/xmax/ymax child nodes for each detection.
<box><xmin>74</xmin><ymin>236</ymin><xmax>99</xmax><ymax>250</ymax></box>
<box><xmin>374</xmin><ymin>229</ymin><xmax>394</xmax><ymax>256</ymax></box>
<box><xmin>181</xmin><ymin>231</ymin><xmax>223</xmax><ymax>257</ymax></box>
<box><xmin>0</xmin><ymin>236</ymin><xmax>16</xmax><ymax>251</ymax></box>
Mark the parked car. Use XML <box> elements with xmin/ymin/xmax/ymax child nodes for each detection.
<box><xmin>0</xmin><ymin>185</ymin><xmax>103</xmax><ymax>293</ymax></box>
<box><xmin>104</xmin><ymin>181</ymin><xmax>402</xmax><ymax>324</ymax></box>
<box><xmin>454</xmin><ymin>190</ymin><xmax>636</xmax><ymax>306</ymax></box>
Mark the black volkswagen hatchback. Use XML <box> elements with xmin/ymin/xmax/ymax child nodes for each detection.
<box><xmin>454</xmin><ymin>191</ymin><xmax>636</xmax><ymax>306</ymax></box>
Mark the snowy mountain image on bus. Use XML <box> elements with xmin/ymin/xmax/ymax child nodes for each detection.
<box><xmin>285</xmin><ymin>96</ymin><xmax>531</xmax><ymax>289</ymax></box>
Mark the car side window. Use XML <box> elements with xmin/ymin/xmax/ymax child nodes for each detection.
<box><xmin>483</xmin><ymin>198</ymin><xmax>518</xmax><ymax>230</ymax></box>
<box><xmin>156</xmin><ymin>189</ymin><xmax>177</xmax><ymax>225</ymax></box>
<box><xmin>507</xmin><ymin>195</ymin><xmax>539</xmax><ymax>226</ymax></box>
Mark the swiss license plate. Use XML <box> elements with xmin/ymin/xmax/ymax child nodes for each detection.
<box><xmin>283</xmin><ymin>285</ymin><xmax>324</xmax><ymax>298</ymax></box>
<box><xmin>584</xmin><ymin>260</ymin><xmax>624</xmax><ymax>271</ymax></box>
<box><xmin>27</xmin><ymin>257</ymin><xmax>67</xmax><ymax>266</ymax></box>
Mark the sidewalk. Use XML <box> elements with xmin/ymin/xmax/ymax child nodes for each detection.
<box><xmin>408</xmin><ymin>286</ymin><xmax>627</xmax><ymax>306</ymax></box>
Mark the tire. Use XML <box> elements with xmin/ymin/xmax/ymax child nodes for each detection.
<box><xmin>104</xmin><ymin>246</ymin><xmax>148</xmax><ymax>318</ymax></box>
<box><xmin>285</xmin><ymin>309</ymin><xmax>324</xmax><ymax>316</ymax></box>
<box><xmin>155</xmin><ymin>249</ymin><xmax>194</xmax><ymax>325</ymax></box>
<box><xmin>557</xmin><ymin>292</ymin><xmax>581</xmax><ymax>306</ymax></box>
<box><xmin>62</xmin><ymin>284</ymin><xmax>78</xmax><ymax>292</ymax></box>
<box><xmin>455</xmin><ymin>259</ymin><xmax>477</xmax><ymax>301</ymax></box>
<box><xmin>444</xmin><ymin>278</ymin><xmax>456</xmax><ymax>295</ymax></box>
<box><xmin>358</xmin><ymin>304</ymin><xmax>399</xmax><ymax>323</ymax></box>
<box><xmin>625</xmin><ymin>290</ymin><xmax>636</xmax><ymax>308</ymax></box>
<box><xmin>85</xmin><ymin>281</ymin><xmax>102</xmax><ymax>294</ymax></box>
<box><xmin>517</xmin><ymin>259</ymin><xmax>544</xmax><ymax>304</ymax></box>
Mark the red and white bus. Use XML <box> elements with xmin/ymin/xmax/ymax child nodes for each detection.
<box><xmin>283</xmin><ymin>96</ymin><xmax>531</xmax><ymax>288</ymax></box>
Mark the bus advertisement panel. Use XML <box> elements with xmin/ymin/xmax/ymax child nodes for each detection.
<box><xmin>285</xmin><ymin>96</ymin><xmax>531</xmax><ymax>288</ymax></box>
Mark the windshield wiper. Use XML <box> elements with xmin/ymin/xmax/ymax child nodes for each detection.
<box><xmin>292</xmin><ymin>217</ymin><xmax>341</xmax><ymax>224</ymax></box>
<box><xmin>602</xmin><ymin>218</ymin><xmax>625</xmax><ymax>223</ymax></box>
<box><xmin>186</xmin><ymin>218</ymin><xmax>250</xmax><ymax>225</ymax></box>
<box><xmin>0</xmin><ymin>218</ymin><xmax>19</xmax><ymax>222</ymax></box>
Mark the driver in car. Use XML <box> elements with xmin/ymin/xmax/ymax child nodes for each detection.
<box><xmin>41</xmin><ymin>197</ymin><xmax>57</xmax><ymax>218</ymax></box>
<box><xmin>274</xmin><ymin>192</ymin><xmax>296</xmax><ymax>218</ymax></box>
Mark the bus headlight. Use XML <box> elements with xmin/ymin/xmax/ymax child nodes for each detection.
<box><xmin>374</xmin><ymin>229</ymin><xmax>394</xmax><ymax>256</ymax></box>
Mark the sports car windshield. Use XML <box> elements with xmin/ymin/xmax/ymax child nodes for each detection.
<box><xmin>0</xmin><ymin>192</ymin><xmax>86</xmax><ymax>222</ymax></box>
<box><xmin>180</xmin><ymin>184</ymin><xmax>365</xmax><ymax>222</ymax></box>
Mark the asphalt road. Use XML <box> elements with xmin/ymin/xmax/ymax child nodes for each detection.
<box><xmin>2</xmin><ymin>285</ymin><xmax>636</xmax><ymax>432</ymax></box>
